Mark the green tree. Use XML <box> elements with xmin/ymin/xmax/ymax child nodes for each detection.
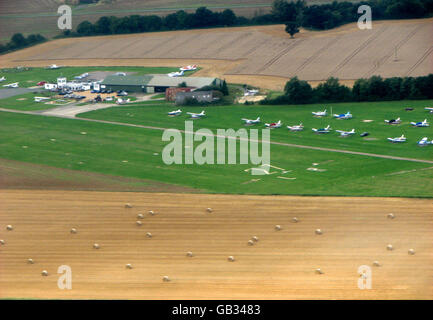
<box><xmin>285</xmin><ymin>21</ymin><xmax>299</xmax><ymax>38</ymax></box>
<box><xmin>284</xmin><ymin>76</ymin><xmax>312</xmax><ymax>104</ymax></box>
<box><xmin>221</xmin><ymin>80</ymin><xmax>229</xmax><ymax>95</ymax></box>
<box><xmin>11</xmin><ymin>33</ymin><xmax>27</xmax><ymax>48</ymax></box>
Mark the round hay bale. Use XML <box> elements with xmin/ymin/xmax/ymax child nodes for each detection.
<box><xmin>28</xmin><ymin>258</ymin><xmax>34</xmax><ymax>264</ymax></box>
<box><xmin>386</xmin><ymin>244</ymin><xmax>393</xmax><ymax>251</ymax></box>
<box><xmin>387</xmin><ymin>213</ymin><xmax>395</xmax><ymax>219</ymax></box>
<box><xmin>163</xmin><ymin>276</ymin><xmax>170</xmax><ymax>282</ymax></box>
<box><xmin>148</xmin><ymin>210</ymin><xmax>156</xmax><ymax>216</ymax></box>
<box><xmin>408</xmin><ymin>249</ymin><xmax>415</xmax><ymax>255</ymax></box>
<box><xmin>70</xmin><ymin>228</ymin><xmax>77</xmax><ymax>234</ymax></box>
<box><xmin>41</xmin><ymin>270</ymin><xmax>48</xmax><ymax>276</ymax></box>
<box><xmin>315</xmin><ymin>229</ymin><xmax>323</xmax><ymax>235</ymax></box>
<box><xmin>186</xmin><ymin>251</ymin><xmax>193</xmax><ymax>257</ymax></box>
<box><xmin>125</xmin><ymin>203</ymin><xmax>133</xmax><ymax>208</ymax></box>
<box><xmin>315</xmin><ymin>268</ymin><xmax>324</xmax><ymax>274</ymax></box>
<box><xmin>137</xmin><ymin>213</ymin><xmax>144</xmax><ymax>219</ymax></box>
<box><xmin>275</xmin><ymin>225</ymin><xmax>282</xmax><ymax>231</ymax></box>
<box><xmin>6</xmin><ymin>225</ymin><xmax>13</xmax><ymax>231</ymax></box>
<box><xmin>0</xmin><ymin>239</ymin><xmax>5</xmax><ymax>245</ymax></box>
<box><xmin>247</xmin><ymin>240</ymin><xmax>254</xmax><ymax>246</ymax></box>
<box><xmin>125</xmin><ymin>264</ymin><xmax>133</xmax><ymax>269</ymax></box>
<box><xmin>146</xmin><ymin>232</ymin><xmax>152</xmax><ymax>238</ymax></box>
<box><xmin>228</xmin><ymin>256</ymin><xmax>235</xmax><ymax>262</ymax></box>
<box><xmin>252</xmin><ymin>236</ymin><xmax>259</xmax><ymax>242</ymax></box>
<box><xmin>93</xmin><ymin>243</ymin><xmax>100</xmax><ymax>249</ymax></box>
<box><xmin>206</xmin><ymin>208</ymin><xmax>213</xmax><ymax>213</ymax></box>
<box><xmin>373</xmin><ymin>261</ymin><xmax>381</xmax><ymax>267</ymax></box>
<box><xmin>292</xmin><ymin>217</ymin><xmax>299</xmax><ymax>223</ymax></box>
<box><xmin>136</xmin><ymin>221</ymin><xmax>142</xmax><ymax>226</ymax></box>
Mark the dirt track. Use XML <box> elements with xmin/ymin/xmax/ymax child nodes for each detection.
<box><xmin>0</xmin><ymin>190</ymin><xmax>431</xmax><ymax>299</ymax></box>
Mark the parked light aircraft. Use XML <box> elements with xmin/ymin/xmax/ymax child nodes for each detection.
<box><xmin>244</xmin><ymin>89</ymin><xmax>259</xmax><ymax>96</ymax></box>
<box><xmin>333</xmin><ymin>111</ymin><xmax>352</xmax><ymax>119</ymax></box>
<box><xmin>47</xmin><ymin>64</ymin><xmax>60</xmax><ymax>69</ymax></box>
<box><xmin>265</xmin><ymin>120</ymin><xmax>282</xmax><ymax>128</ymax></box>
<box><xmin>387</xmin><ymin>134</ymin><xmax>406</xmax><ymax>143</ymax></box>
<box><xmin>168</xmin><ymin>70</ymin><xmax>184</xmax><ymax>77</ymax></box>
<box><xmin>287</xmin><ymin>123</ymin><xmax>304</xmax><ymax>131</ymax></box>
<box><xmin>242</xmin><ymin>117</ymin><xmax>260</xmax><ymax>125</ymax></box>
<box><xmin>417</xmin><ymin>137</ymin><xmax>432</xmax><ymax>146</ymax></box>
<box><xmin>425</xmin><ymin>107</ymin><xmax>433</xmax><ymax>113</ymax></box>
<box><xmin>187</xmin><ymin>110</ymin><xmax>205</xmax><ymax>119</ymax></box>
<box><xmin>0</xmin><ymin>76</ymin><xmax>5</xmax><ymax>82</ymax></box>
<box><xmin>168</xmin><ymin>109</ymin><xmax>182</xmax><ymax>116</ymax></box>
<box><xmin>312</xmin><ymin>109</ymin><xmax>327</xmax><ymax>117</ymax></box>
<box><xmin>336</xmin><ymin>128</ymin><xmax>355</xmax><ymax>137</ymax></box>
<box><xmin>3</xmin><ymin>82</ymin><xmax>19</xmax><ymax>88</ymax></box>
<box><xmin>116</xmin><ymin>98</ymin><xmax>130</xmax><ymax>104</ymax></box>
<box><xmin>312</xmin><ymin>125</ymin><xmax>331</xmax><ymax>133</ymax></box>
<box><xmin>34</xmin><ymin>96</ymin><xmax>50</xmax><ymax>102</ymax></box>
<box><xmin>384</xmin><ymin>117</ymin><xmax>401</xmax><ymax>124</ymax></box>
<box><xmin>410</xmin><ymin>119</ymin><xmax>429</xmax><ymax>127</ymax></box>
<box><xmin>75</xmin><ymin>73</ymin><xmax>89</xmax><ymax>80</ymax></box>
<box><xmin>180</xmin><ymin>65</ymin><xmax>197</xmax><ymax>71</ymax></box>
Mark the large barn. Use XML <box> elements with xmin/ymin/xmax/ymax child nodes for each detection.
<box><xmin>101</xmin><ymin>75</ymin><xmax>222</xmax><ymax>93</ymax></box>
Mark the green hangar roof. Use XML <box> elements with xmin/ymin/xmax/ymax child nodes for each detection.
<box><xmin>101</xmin><ymin>75</ymin><xmax>152</xmax><ymax>86</ymax></box>
<box><xmin>102</xmin><ymin>75</ymin><xmax>220</xmax><ymax>88</ymax></box>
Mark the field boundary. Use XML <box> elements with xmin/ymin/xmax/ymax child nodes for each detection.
<box><xmin>1</xmin><ymin>107</ymin><xmax>433</xmax><ymax>165</ymax></box>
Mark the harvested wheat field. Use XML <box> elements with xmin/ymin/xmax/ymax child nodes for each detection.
<box><xmin>0</xmin><ymin>190</ymin><xmax>431</xmax><ymax>299</ymax></box>
<box><xmin>1</xmin><ymin>19</ymin><xmax>432</xmax><ymax>90</ymax></box>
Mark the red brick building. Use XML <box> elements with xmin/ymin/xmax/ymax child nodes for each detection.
<box><xmin>165</xmin><ymin>87</ymin><xmax>194</xmax><ymax>101</ymax></box>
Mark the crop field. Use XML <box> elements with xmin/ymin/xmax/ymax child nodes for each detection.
<box><xmin>1</xmin><ymin>190</ymin><xmax>431</xmax><ymax>300</ymax></box>
<box><xmin>0</xmin><ymin>98</ymin><xmax>432</xmax><ymax>197</ymax></box>
<box><xmin>1</xmin><ymin>18</ymin><xmax>431</xmax><ymax>90</ymax></box>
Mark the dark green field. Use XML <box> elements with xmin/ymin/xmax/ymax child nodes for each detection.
<box><xmin>0</xmin><ymin>66</ymin><xmax>181</xmax><ymax>88</ymax></box>
<box><xmin>0</xmin><ymin>98</ymin><xmax>432</xmax><ymax>197</ymax></box>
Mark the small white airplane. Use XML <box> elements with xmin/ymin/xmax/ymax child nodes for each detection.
<box><xmin>312</xmin><ymin>109</ymin><xmax>327</xmax><ymax>117</ymax></box>
<box><xmin>265</xmin><ymin>120</ymin><xmax>282</xmax><ymax>129</ymax></box>
<box><xmin>333</xmin><ymin>111</ymin><xmax>352</xmax><ymax>119</ymax></box>
<box><xmin>384</xmin><ymin>117</ymin><xmax>401</xmax><ymax>124</ymax></box>
<box><xmin>312</xmin><ymin>125</ymin><xmax>331</xmax><ymax>134</ymax></box>
<box><xmin>417</xmin><ymin>137</ymin><xmax>432</xmax><ymax>146</ymax></box>
<box><xmin>387</xmin><ymin>134</ymin><xmax>406</xmax><ymax>143</ymax></box>
<box><xmin>180</xmin><ymin>65</ymin><xmax>197</xmax><ymax>71</ymax></box>
<box><xmin>168</xmin><ymin>70</ymin><xmax>184</xmax><ymax>77</ymax></box>
<box><xmin>168</xmin><ymin>109</ymin><xmax>182</xmax><ymax>116</ymax></box>
<box><xmin>287</xmin><ymin>123</ymin><xmax>304</xmax><ymax>131</ymax></box>
<box><xmin>48</xmin><ymin>64</ymin><xmax>60</xmax><ymax>69</ymax></box>
<box><xmin>3</xmin><ymin>82</ymin><xmax>19</xmax><ymax>88</ymax></box>
<box><xmin>187</xmin><ymin>110</ymin><xmax>205</xmax><ymax>119</ymax></box>
<box><xmin>244</xmin><ymin>89</ymin><xmax>259</xmax><ymax>96</ymax></box>
<box><xmin>114</xmin><ymin>72</ymin><xmax>126</xmax><ymax>76</ymax></box>
<box><xmin>336</xmin><ymin>128</ymin><xmax>355</xmax><ymax>137</ymax></box>
<box><xmin>0</xmin><ymin>76</ymin><xmax>5</xmax><ymax>82</ymax></box>
<box><xmin>34</xmin><ymin>96</ymin><xmax>50</xmax><ymax>102</ymax></box>
<box><xmin>116</xmin><ymin>98</ymin><xmax>130</xmax><ymax>105</ymax></box>
<box><xmin>242</xmin><ymin>117</ymin><xmax>260</xmax><ymax>125</ymax></box>
<box><xmin>74</xmin><ymin>73</ymin><xmax>89</xmax><ymax>80</ymax></box>
<box><xmin>425</xmin><ymin>107</ymin><xmax>433</xmax><ymax>113</ymax></box>
<box><xmin>410</xmin><ymin>119</ymin><xmax>429</xmax><ymax>127</ymax></box>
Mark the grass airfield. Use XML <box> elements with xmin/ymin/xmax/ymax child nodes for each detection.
<box><xmin>0</xmin><ymin>99</ymin><xmax>432</xmax><ymax>197</ymax></box>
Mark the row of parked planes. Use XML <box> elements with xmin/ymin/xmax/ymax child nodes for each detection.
<box><xmin>167</xmin><ymin>108</ymin><xmax>433</xmax><ymax>146</ymax></box>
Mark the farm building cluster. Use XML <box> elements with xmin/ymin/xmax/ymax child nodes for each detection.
<box><xmin>43</xmin><ymin>73</ymin><xmax>223</xmax><ymax>104</ymax></box>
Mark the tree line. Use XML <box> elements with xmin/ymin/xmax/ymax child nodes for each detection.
<box><xmin>261</xmin><ymin>74</ymin><xmax>433</xmax><ymax>105</ymax></box>
<box><xmin>64</xmin><ymin>0</ymin><xmax>433</xmax><ymax>38</ymax></box>
<box><xmin>0</xmin><ymin>33</ymin><xmax>46</xmax><ymax>54</ymax></box>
